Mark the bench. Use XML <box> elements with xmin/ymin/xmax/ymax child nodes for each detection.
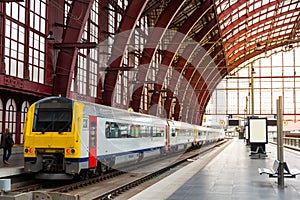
<box><xmin>258</xmin><ymin>160</ymin><xmax>300</xmax><ymax>178</ymax></box>
<box><xmin>283</xmin><ymin>162</ymin><xmax>300</xmax><ymax>178</ymax></box>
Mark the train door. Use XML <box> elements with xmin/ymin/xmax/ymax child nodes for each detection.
<box><xmin>89</xmin><ymin>116</ymin><xmax>97</xmax><ymax>168</ymax></box>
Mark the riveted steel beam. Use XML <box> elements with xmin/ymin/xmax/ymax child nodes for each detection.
<box><xmin>131</xmin><ymin>0</ymin><xmax>187</xmax><ymax>112</ymax></box>
<box><xmin>149</xmin><ymin>1</ymin><xmax>213</xmax><ymax>116</ymax></box>
<box><xmin>53</xmin><ymin>0</ymin><xmax>94</xmax><ymax>97</ymax></box>
<box><xmin>102</xmin><ymin>0</ymin><xmax>149</xmax><ymax>106</ymax></box>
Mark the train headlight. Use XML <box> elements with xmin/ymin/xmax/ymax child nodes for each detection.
<box><xmin>66</xmin><ymin>148</ymin><xmax>71</xmax><ymax>154</ymax></box>
<box><xmin>66</xmin><ymin>148</ymin><xmax>75</xmax><ymax>154</ymax></box>
<box><xmin>25</xmin><ymin>148</ymin><xmax>34</xmax><ymax>154</ymax></box>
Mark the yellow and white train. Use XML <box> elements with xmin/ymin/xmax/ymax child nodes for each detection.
<box><xmin>23</xmin><ymin>96</ymin><xmax>224</xmax><ymax>179</ymax></box>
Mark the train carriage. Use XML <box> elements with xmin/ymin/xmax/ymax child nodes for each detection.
<box><xmin>23</xmin><ymin>96</ymin><xmax>224</xmax><ymax>180</ymax></box>
<box><xmin>167</xmin><ymin>120</ymin><xmax>195</xmax><ymax>151</ymax></box>
<box><xmin>24</xmin><ymin>97</ymin><xmax>168</xmax><ymax>179</ymax></box>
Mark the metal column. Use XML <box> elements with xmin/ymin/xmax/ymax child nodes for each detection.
<box><xmin>277</xmin><ymin>96</ymin><xmax>284</xmax><ymax>189</ymax></box>
<box><xmin>251</xmin><ymin>63</ymin><xmax>254</xmax><ymax>116</ymax></box>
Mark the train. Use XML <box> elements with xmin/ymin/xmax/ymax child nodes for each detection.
<box><xmin>23</xmin><ymin>96</ymin><xmax>225</xmax><ymax>179</ymax></box>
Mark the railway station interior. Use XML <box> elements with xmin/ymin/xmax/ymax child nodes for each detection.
<box><xmin>1</xmin><ymin>0</ymin><xmax>300</xmax><ymax>199</ymax></box>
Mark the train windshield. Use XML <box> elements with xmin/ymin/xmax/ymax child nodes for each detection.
<box><xmin>33</xmin><ymin>98</ymin><xmax>73</xmax><ymax>132</ymax></box>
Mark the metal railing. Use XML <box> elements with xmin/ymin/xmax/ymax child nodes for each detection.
<box><xmin>272</xmin><ymin>137</ymin><xmax>300</xmax><ymax>150</ymax></box>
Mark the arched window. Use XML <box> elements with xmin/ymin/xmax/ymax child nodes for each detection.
<box><xmin>0</xmin><ymin>99</ymin><xmax>3</xmax><ymax>132</ymax></box>
<box><xmin>21</xmin><ymin>101</ymin><xmax>30</xmax><ymax>144</ymax></box>
<box><xmin>5</xmin><ymin>99</ymin><xmax>17</xmax><ymax>140</ymax></box>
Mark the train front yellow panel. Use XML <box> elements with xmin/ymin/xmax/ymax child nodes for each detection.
<box><xmin>23</xmin><ymin>98</ymin><xmax>84</xmax><ymax>159</ymax></box>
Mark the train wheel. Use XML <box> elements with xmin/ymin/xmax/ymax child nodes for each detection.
<box><xmin>100</xmin><ymin>163</ymin><xmax>108</xmax><ymax>173</ymax></box>
<box><xmin>108</xmin><ymin>158</ymin><xmax>116</xmax><ymax>169</ymax></box>
<box><xmin>96</xmin><ymin>161</ymin><xmax>104</xmax><ymax>175</ymax></box>
<box><xmin>137</xmin><ymin>152</ymin><xmax>144</xmax><ymax>162</ymax></box>
<box><xmin>79</xmin><ymin>170</ymin><xmax>90</xmax><ymax>180</ymax></box>
<box><xmin>160</xmin><ymin>148</ymin><xmax>166</xmax><ymax>156</ymax></box>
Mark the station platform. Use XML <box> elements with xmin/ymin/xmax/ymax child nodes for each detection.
<box><xmin>130</xmin><ymin>138</ymin><xmax>300</xmax><ymax>200</ymax></box>
<box><xmin>0</xmin><ymin>146</ymin><xmax>24</xmax><ymax>178</ymax></box>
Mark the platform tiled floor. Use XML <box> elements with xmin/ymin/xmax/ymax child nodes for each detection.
<box><xmin>131</xmin><ymin>139</ymin><xmax>300</xmax><ymax>200</ymax></box>
<box><xmin>0</xmin><ymin>146</ymin><xmax>24</xmax><ymax>177</ymax></box>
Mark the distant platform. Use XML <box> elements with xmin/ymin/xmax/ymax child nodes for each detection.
<box><xmin>130</xmin><ymin>138</ymin><xmax>300</xmax><ymax>200</ymax></box>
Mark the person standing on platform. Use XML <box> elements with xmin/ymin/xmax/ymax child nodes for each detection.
<box><xmin>0</xmin><ymin>128</ymin><xmax>14</xmax><ymax>165</ymax></box>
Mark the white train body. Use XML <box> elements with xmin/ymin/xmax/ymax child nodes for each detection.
<box><xmin>23</xmin><ymin>97</ymin><xmax>224</xmax><ymax>179</ymax></box>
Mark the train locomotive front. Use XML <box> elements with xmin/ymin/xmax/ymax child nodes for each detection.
<box><xmin>23</xmin><ymin>97</ymin><xmax>84</xmax><ymax>179</ymax></box>
<box><xmin>23</xmin><ymin>96</ymin><xmax>168</xmax><ymax>179</ymax></box>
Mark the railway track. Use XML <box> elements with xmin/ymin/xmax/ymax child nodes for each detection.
<box><xmin>10</xmin><ymin>139</ymin><xmax>230</xmax><ymax>199</ymax></box>
<box><xmin>88</xmin><ymin>140</ymin><xmax>230</xmax><ymax>200</ymax></box>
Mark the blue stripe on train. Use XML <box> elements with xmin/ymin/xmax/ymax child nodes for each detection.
<box><xmin>25</xmin><ymin>142</ymin><xmax>191</xmax><ymax>163</ymax></box>
<box><xmin>66</xmin><ymin>145</ymin><xmax>165</xmax><ymax>162</ymax></box>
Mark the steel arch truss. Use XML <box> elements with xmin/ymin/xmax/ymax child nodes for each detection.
<box><xmin>216</xmin><ymin>0</ymin><xmax>300</xmax><ymax>72</ymax></box>
<box><xmin>50</xmin><ymin>0</ymin><xmax>300</xmax><ymax>125</ymax></box>
<box><xmin>52</xmin><ymin>0</ymin><xmax>95</xmax><ymax>97</ymax></box>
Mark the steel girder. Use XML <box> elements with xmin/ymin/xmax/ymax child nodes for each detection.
<box><xmin>224</xmin><ymin>8</ymin><xmax>300</xmax><ymax>60</ymax></box>
<box><xmin>162</xmin><ymin>20</ymin><xmax>219</xmax><ymax>122</ymax></box>
<box><xmin>228</xmin><ymin>42</ymin><xmax>288</xmax><ymax>73</ymax></box>
<box><xmin>163</xmin><ymin>27</ymin><xmax>221</xmax><ymax>123</ymax></box>
<box><xmin>131</xmin><ymin>0</ymin><xmax>187</xmax><ymax>112</ymax></box>
<box><xmin>188</xmin><ymin>47</ymin><xmax>227</xmax><ymax>124</ymax></box>
<box><xmin>178</xmin><ymin>37</ymin><xmax>221</xmax><ymax>124</ymax></box>
<box><xmin>149</xmin><ymin>0</ymin><xmax>213</xmax><ymax>116</ymax></box>
<box><xmin>221</xmin><ymin>1</ymin><xmax>279</xmax><ymax>36</ymax></box>
<box><xmin>196</xmin><ymin>47</ymin><xmax>224</xmax><ymax>115</ymax></box>
<box><xmin>102</xmin><ymin>0</ymin><xmax>149</xmax><ymax>106</ymax></box>
<box><xmin>227</xmin><ymin>20</ymin><xmax>300</xmax><ymax>65</ymax></box>
<box><xmin>225</xmin><ymin>20</ymin><xmax>294</xmax><ymax>58</ymax></box>
<box><xmin>216</xmin><ymin>0</ymin><xmax>300</xmax><ymax>71</ymax></box>
<box><xmin>53</xmin><ymin>0</ymin><xmax>94</xmax><ymax>97</ymax></box>
<box><xmin>47</xmin><ymin>0</ymin><xmax>300</xmax><ymax>125</ymax></box>
<box><xmin>218</xmin><ymin>0</ymin><xmax>246</xmax><ymax>19</ymax></box>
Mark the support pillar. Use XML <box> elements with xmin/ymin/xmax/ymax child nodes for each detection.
<box><xmin>277</xmin><ymin>96</ymin><xmax>284</xmax><ymax>189</ymax></box>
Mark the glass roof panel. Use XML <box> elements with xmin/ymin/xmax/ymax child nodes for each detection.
<box><xmin>215</xmin><ymin>0</ymin><xmax>300</xmax><ymax>68</ymax></box>
<box><xmin>281</xmin><ymin>5</ymin><xmax>290</xmax><ymax>12</ymax></box>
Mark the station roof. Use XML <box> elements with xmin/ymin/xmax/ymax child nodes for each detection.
<box><xmin>51</xmin><ymin>0</ymin><xmax>300</xmax><ymax>124</ymax></box>
<box><xmin>216</xmin><ymin>0</ymin><xmax>300</xmax><ymax>72</ymax></box>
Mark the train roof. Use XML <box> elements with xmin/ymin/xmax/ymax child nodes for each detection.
<box><xmin>168</xmin><ymin>120</ymin><xmax>194</xmax><ymax>129</ymax></box>
<box><xmin>37</xmin><ymin>96</ymin><xmax>167</xmax><ymax>126</ymax></box>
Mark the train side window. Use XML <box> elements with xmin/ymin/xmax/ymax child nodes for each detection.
<box><xmin>147</xmin><ymin>126</ymin><xmax>151</xmax><ymax>137</ymax></box>
<box><xmin>140</xmin><ymin>125</ymin><xmax>146</xmax><ymax>137</ymax></box>
<box><xmin>159</xmin><ymin>127</ymin><xmax>164</xmax><ymax>137</ymax></box>
<box><xmin>171</xmin><ymin>128</ymin><xmax>176</xmax><ymax>137</ymax></box>
<box><xmin>119</xmin><ymin>123</ymin><xmax>130</xmax><ymax>138</ymax></box>
<box><xmin>82</xmin><ymin>118</ymin><xmax>88</xmax><ymax>129</ymax></box>
<box><xmin>105</xmin><ymin>122</ymin><xmax>120</xmax><ymax>138</ymax></box>
<box><xmin>130</xmin><ymin>125</ymin><xmax>140</xmax><ymax>138</ymax></box>
<box><xmin>111</xmin><ymin>122</ymin><xmax>120</xmax><ymax>138</ymax></box>
<box><xmin>130</xmin><ymin>125</ymin><xmax>135</xmax><ymax>137</ymax></box>
<box><xmin>105</xmin><ymin>122</ymin><xmax>111</xmax><ymax>138</ymax></box>
<box><xmin>152</xmin><ymin>127</ymin><xmax>157</xmax><ymax>137</ymax></box>
<box><xmin>152</xmin><ymin>126</ymin><xmax>164</xmax><ymax>137</ymax></box>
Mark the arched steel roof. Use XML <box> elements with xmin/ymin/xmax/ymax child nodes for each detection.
<box><xmin>52</xmin><ymin>0</ymin><xmax>300</xmax><ymax>124</ymax></box>
<box><xmin>216</xmin><ymin>0</ymin><xmax>300</xmax><ymax>71</ymax></box>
